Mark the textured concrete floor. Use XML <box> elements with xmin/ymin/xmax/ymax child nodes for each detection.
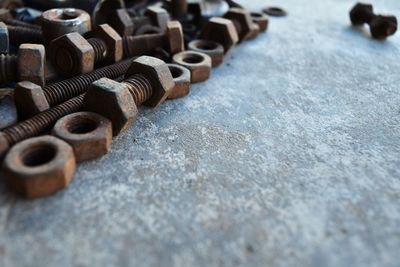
<box><xmin>0</xmin><ymin>0</ymin><xmax>400</xmax><ymax>266</ymax></box>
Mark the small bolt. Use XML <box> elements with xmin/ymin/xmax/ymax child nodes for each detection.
<box><xmin>6</xmin><ymin>24</ymin><xmax>42</xmax><ymax>45</ymax></box>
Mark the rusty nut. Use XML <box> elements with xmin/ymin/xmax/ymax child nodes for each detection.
<box><xmin>188</xmin><ymin>39</ymin><xmax>224</xmax><ymax>67</ymax></box>
<box><xmin>50</xmin><ymin>32</ymin><xmax>95</xmax><ymax>77</ymax></box>
<box><xmin>369</xmin><ymin>15</ymin><xmax>397</xmax><ymax>39</ymax></box>
<box><xmin>223</xmin><ymin>8</ymin><xmax>253</xmax><ymax>41</ymax></box>
<box><xmin>84</xmin><ymin>77</ymin><xmax>138</xmax><ymax>136</ymax></box>
<box><xmin>52</xmin><ymin>112</ymin><xmax>112</xmax><ymax>162</ymax></box>
<box><xmin>109</xmin><ymin>8</ymin><xmax>134</xmax><ymax>37</ymax></box>
<box><xmin>14</xmin><ymin>81</ymin><xmax>49</xmax><ymax>119</ymax></box>
<box><xmin>17</xmin><ymin>44</ymin><xmax>46</xmax><ymax>87</ymax></box>
<box><xmin>145</xmin><ymin>6</ymin><xmax>170</xmax><ymax>31</ymax></box>
<box><xmin>167</xmin><ymin>64</ymin><xmax>191</xmax><ymax>99</ymax></box>
<box><xmin>125</xmin><ymin>56</ymin><xmax>175</xmax><ymax>107</ymax></box>
<box><xmin>166</xmin><ymin>20</ymin><xmax>184</xmax><ymax>55</ymax></box>
<box><xmin>84</xmin><ymin>24</ymin><xmax>123</xmax><ymax>64</ymax></box>
<box><xmin>172</xmin><ymin>51</ymin><xmax>212</xmax><ymax>83</ymax></box>
<box><xmin>199</xmin><ymin>17</ymin><xmax>239</xmax><ymax>54</ymax></box>
<box><xmin>2</xmin><ymin>135</ymin><xmax>76</xmax><ymax>198</ymax></box>
<box><xmin>251</xmin><ymin>12</ymin><xmax>269</xmax><ymax>32</ymax></box>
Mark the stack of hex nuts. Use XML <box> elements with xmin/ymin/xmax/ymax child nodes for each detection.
<box><xmin>0</xmin><ymin>2</ymin><xmax>271</xmax><ymax>199</ymax></box>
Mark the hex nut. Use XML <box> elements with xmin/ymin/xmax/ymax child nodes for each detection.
<box><xmin>350</xmin><ymin>3</ymin><xmax>373</xmax><ymax>25</ymax></box>
<box><xmin>262</xmin><ymin>7</ymin><xmax>287</xmax><ymax>17</ymax></box>
<box><xmin>14</xmin><ymin>81</ymin><xmax>49</xmax><ymax>119</ymax></box>
<box><xmin>50</xmin><ymin>32</ymin><xmax>95</xmax><ymax>77</ymax></box>
<box><xmin>167</xmin><ymin>64</ymin><xmax>191</xmax><ymax>99</ymax></box>
<box><xmin>166</xmin><ymin>21</ymin><xmax>184</xmax><ymax>55</ymax></box>
<box><xmin>246</xmin><ymin>23</ymin><xmax>260</xmax><ymax>40</ymax></box>
<box><xmin>109</xmin><ymin>8</ymin><xmax>134</xmax><ymax>37</ymax></box>
<box><xmin>85</xmin><ymin>24</ymin><xmax>123</xmax><ymax>63</ymax></box>
<box><xmin>2</xmin><ymin>135</ymin><xmax>76</xmax><ymax>198</ymax></box>
<box><xmin>223</xmin><ymin>8</ymin><xmax>253</xmax><ymax>41</ymax></box>
<box><xmin>172</xmin><ymin>51</ymin><xmax>212</xmax><ymax>83</ymax></box>
<box><xmin>17</xmin><ymin>44</ymin><xmax>46</xmax><ymax>87</ymax></box>
<box><xmin>145</xmin><ymin>6</ymin><xmax>170</xmax><ymax>30</ymax></box>
<box><xmin>369</xmin><ymin>15</ymin><xmax>397</xmax><ymax>39</ymax></box>
<box><xmin>52</xmin><ymin>112</ymin><xmax>112</xmax><ymax>162</ymax></box>
<box><xmin>84</xmin><ymin>77</ymin><xmax>138</xmax><ymax>136</ymax></box>
<box><xmin>188</xmin><ymin>39</ymin><xmax>224</xmax><ymax>67</ymax></box>
<box><xmin>251</xmin><ymin>12</ymin><xmax>269</xmax><ymax>32</ymax></box>
<box><xmin>125</xmin><ymin>56</ymin><xmax>175</xmax><ymax>107</ymax></box>
<box><xmin>199</xmin><ymin>17</ymin><xmax>239</xmax><ymax>54</ymax></box>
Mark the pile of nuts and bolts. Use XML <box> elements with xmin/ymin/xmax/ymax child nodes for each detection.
<box><xmin>0</xmin><ymin>0</ymin><xmax>396</xmax><ymax>199</ymax></box>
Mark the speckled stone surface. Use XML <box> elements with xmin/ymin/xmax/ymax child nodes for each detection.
<box><xmin>0</xmin><ymin>0</ymin><xmax>399</xmax><ymax>266</ymax></box>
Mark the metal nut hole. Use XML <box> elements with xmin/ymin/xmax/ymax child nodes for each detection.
<box><xmin>60</xmin><ymin>9</ymin><xmax>79</xmax><ymax>20</ymax></box>
<box><xmin>195</xmin><ymin>42</ymin><xmax>218</xmax><ymax>51</ymax></box>
<box><xmin>182</xmin><ymin>54</ymin><xmax>204</xmax><ymax>64</ymax></box>
<box><xmin>251</xmin><ymin>12</ymin><xmax>263</xmax><ymax>18</ymax></box>
<box><xmin>66</xmin><ymin>118</ymin><xmax>99</xmax><ymax>134</ymax></box>
<box><xmin>21</xmin><ymin>144</ymin><xmax>57</xmax><ymax>167</ymax></box>
<box><xmin>169</xmin><ymin>65</ymin><xmax>184</xmax><ymax>79</ymax></box>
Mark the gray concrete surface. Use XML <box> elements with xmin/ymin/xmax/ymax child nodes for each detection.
<box><xmin>0</xmin><ymin>0</ymin><xmax>399</xmax><ymax>266</ymax></box>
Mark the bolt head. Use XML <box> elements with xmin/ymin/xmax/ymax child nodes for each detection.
<box><xmin>166</xmin><ymin>20</ymin><xmax>184</xmax><ymax>54</ymax></box>
<box><xmin>0</xmin><ymin>22</ymin><xmax>9</xmax><ymax>54</ymax></box>
<box><xmin>18</xmin><ymin>44</ymin><xmax>46</xmax><ymax>87</ymax></box>
<box><xmin>223</xmin><ymin>8</ymin><xmax>253</xmax><ymax>41</ymax></box>
<box><xmin>84</xmin><ymin>78</ymin><xmax>138</xmax><ymax>136</ymax></box>
<box><xmin>14</xmin><ymin>81</ymin><xmax>49</xmax><ymax>119</ymax></box>
<box><xmin>369</xmin><ymin>15</ymin><xmax>398</xmax><ymax>39</ymax></box>
<box><xmin>145</xmin><ymin>6</ymin><xmax>170</xmax><ymax>30</ymax></box>
<box><xmin>49</xmin><ymin>32</ymin><xmax>95</xmax><ymax>77</ymax></box>
<box><xmin>350</xmin><ymin>3</ymin><xmax>374</xmax><ymax>25</ymax></box>
<box><xmin>125</xmin><ymin>56</ymin><xmax>175</xmax><ymax>107</ymax></box>
<box><xmin>109</xmin><ymin>9</ymin><xmax>134</xmax><ymax>37</ymax></box>
<box><xmin>85</xmin><ymin>24</ymin><xmax>123</xmax><ymax>63</ymax></box>
<box><xmin>199</xmin><ymin>17</ymin><xmax>239</xmax><ymax>54</ymax></box>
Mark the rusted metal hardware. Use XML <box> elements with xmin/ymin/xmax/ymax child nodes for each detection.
<box><xmin>123</xmin><ymin>20</ymin><xmax>183</xmax><ymax>57</ymax></box>
<box><xmin>2</xmin><ymin>23</ymin><xmax>42</xmax><ymax>46</ymax></box>
<box><xmin>246</xmin><ymin>23</ymin><xmax>260</xmax><ymax>40</ymax></box>
<box><xmin>262</xmin><ymin>7</ymin><xmax>287</xmax><ymax>17</ymax></box>
<box><xmin>0</xmin><ymin>91</ymin><xmax>17</xmax><ymax>129</ymax></box>
<box><xmin>169</xmin><ymin>0</ymin><xmax>188</xmax><ymax>19</ymax></box>
<box><xmin>199</xmin><ymin>17</ymin><xmax>239</xmax><ymax>54</ymax></box>
<box><xmin>251</xmin><ymin>12</ymin><xmax>268</xmax><ymax>32</ymax></box>
<box><xmin>0</xmin><ymin>43</ymin><xmax>45</xmax><ymax>86</ymax></box>
<box><xmin>84</xmin><ymin>56</ymin><xmax>174</xmax><ymax>135</ymax></box>
<box><xmin>0</xmin><ymin>8</ymin><xmax>41</xmax><ymax>29</ymax></box>
<box><xmin>167</xmin><ymin>63</ymin><xmax>191</xmax><ymax>99</ymax></box>
<box><xmin>172</xmin><ymin>51</ymin><xmax>212</xmax><ymax>83</ymax></box>
<box><xmin>223</xmin><ymin>8</ymin><xmax>253</xmax><ymax>42</ymax></box>
<box><xmin>2</xmin><ymin>135</ymin><xmax>76</xmax><ymax>198</ymax></box>
<box><xmin>52</xmin><ymin>111</ymin><xmax>112</xmax><ymax>162</ymax></box>
<box><xmin>41</xmin><ymin>8</ymin><xmax>92</xmax><ymax>45</ymax></box>
<box><xmin>349</xmin><ymin>3</ymin><xmax>397</xmax><ymax>39</ymax></box>
<box><xmin>188</xmin><ymin>39</ymin><xmax>224</xmax><ymax>67</ymax></box>
<box><xmin>14</xmin><ymin>59</ymin><xmax>132</xmax><ymax>119</ymax></box>
<box><xmin>49</xmin><ymin>24</ymin><xmax>123</xmax><ymax>77</ymax></box>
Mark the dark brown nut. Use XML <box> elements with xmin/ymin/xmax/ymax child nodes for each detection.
<box><xmin>85</xmin><ymin>24</ymin><xmax>123</xmax><ymax>64</ymax></box>
<box><xmin>251</xmin><ymin>12</ymin><xmax>269</xmax><ymax>32</ymax></box>
<box><xmin>84</xmin><ymin>77</ymin><xmax>137</xmax><ymax>136</ymax></box>
<box><xmin>0</xmin><ymin>22</ymin><xmax>9</xmax><ymax>54</ymax></box>
<box><xmin>188</xmin><ymin>39</ymin><xmax>224</xmax><ymax>67</ymax></box>
<box><xmin>166</xmin><ymin>20</ymin><xmax>184</xmax><ymax>55</ymax></box>
<box><xmin>93</xmin><ymin>0</ymin><xmax>125</xmax><ymax>26</ymax></box>
<box><xmin>17</xmin><ymin>44</ymin><xmax>46</xmax><ymax>87</ymax></box>
<box><xmin>199</xmin><ymin>17</ymin><xmax>239</xmax><ymax>54</ymax></box>
<box><xmin>369</xmin><ymin>15</ymin><xmax>397</xmax><ymax>39</ymax></box>
<box><xmin>109</xmin><ymin>8</ymin><xmax>134</xmax><ymax>37</ymax></box>
<box><xmin>14</xmin><ymin>81</ymin><xmax>49</xmax><ymax>119</ymax></box>
<box><xmin>350</xmin><ymin>3</ymin><xmax>374</xmax><ymax>25</ymax></box>
<box><xmin>246</xmin><ymin>23</ymin><xmax>260</xmax><ymax>40</ymax></box>
<box><xmin>167</xmin><ymin>64</ymin><xmax>191</xmax><ymax>99</ymax></box>
<box><xmin>52</xmin><ymin>112</ymin><xmax>112</xmax><ymax>162</ymax></box>
<box><xmin>41</xmin><ymin>8</ymin><xmax>92</xmax><ymax>45</ymax></box>
<box><xmin>50</xmin><ymin>32</ymin><xmax>95</xmax><ymax>77</ymax></box>
<box><xmin>2</xmin><ymin>135</ymin><xmax>76</xmax><ymax>198</ymax></box>
<box><xmin>172</xmin><ymin>51</ymin><xmax>212</xmax><ymax>83</ymax></box>
<box><xmin>125</xmin><ymin>56</ymin><xmax>175</xmax><ymax>107</ymax></box>
<box><xmin>223</xmin><ymin>8</ymin><xmax>253</xmax><ymax>41</ymax></box>
<box><xmin>145</xmin><ymin>6</ymin><xmax>170</xmax><ymax>31</ymax></box>
<box><xmin>262</xmin><ymin>7</ymin><xmax>287</xmax><ymax>17</ymax></box>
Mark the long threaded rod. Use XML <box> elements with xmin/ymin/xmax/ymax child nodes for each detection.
<box><xmin>123</xmin><ymin>74</ymin><xmax>153</xmax><ymax>106</ymax></box>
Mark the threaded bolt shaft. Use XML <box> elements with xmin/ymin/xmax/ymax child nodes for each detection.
<box><xmin>123</xmin><ymin>34</ymin><xmax>166</xmax><ymax>58</ymax></box>
<box><xmin>123</xmin><ymin>74</ymin><xmax>154</xmax><ymax>106</ymax></box>
<box><xmin>87</xmin><ymin>38</ymin><xmax>108</xmax><ymax>63</ymax></box>
<box><xmin>0</xmin><ymin>54</ymin><xmax>17</xmax><ymax>84</ymax></box>
<box><xmin>4</xmin><ymin>19</ymin><xmax>41</xmax><ymax>30</ymax></box>
<box><xmin>7</xmin><ymin>25</ymin><xmax>42</xmax><ymax>45</ymax></box>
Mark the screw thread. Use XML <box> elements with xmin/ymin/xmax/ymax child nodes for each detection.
<box><xmin>7</xmin><ymin>25</ymin><xmax>42</xmax><ymax>45</ymax></box>
<box><xmin>123</xmin><ymin>74</ymin><xmax>153</xmax><ymax>106</ymax></box>
<box><xmin>2</xmin><ymin>95</ymin><xmax>84</xmax><ymax>146</ymax></box>
<box><xmin>4</xmin><ymin>19</ymin><xmax>41</xmax><ymax>30</ymax></box>
<box><xmin>0</xmin><ymin>54</ymin><xmax>17</xmax><ymax>84</ymax></box>
<box><xmin>123</xmin><ymin>34</ymin><xmax>164</xmax><ymax>57</ymax></box>
<box><xmin>88</xmin><ymin>38</ymin><xmax>108</xmax><ymax>63</ymax></box>
<box><xmin>44</xmin><ymin>59</ymin><xmax>132</xmax><ymax>106</ymax></box>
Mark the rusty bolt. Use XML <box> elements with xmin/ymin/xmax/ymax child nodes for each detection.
<box><xmin>350</xmin><ymin>3</ymin><xmax>397</xmax><ymax>39</ymax></box>
<box><xmin>167</xmin><ymin>63</ymin><xmax>191</xmax><ymax>99</ymax></box>
<box><xmin>172</xmin><ymin>51</ymin><xmax>212</xmax><ymax>83</ymax></box>
<box><xmin>199</xmin><ymin>17</ymin><xmax>239</xmax><ymax>54</ymax></box>
<box><xmin>41</xmin><ymin>8</ymin><xmax>92</xmax><ymax>45</ymax></box>
<box><xmin>123</xmin><ymin>20</ymin><xmax>184</xmax><ymax>58</ymax></box>
<box><xmin>144</xmin><ymin>6</ymin><xmax>170</xmax><ymax>32</ymax></box>
<box><xmin>251</xmin><ymin>12</ymin><xmax>269</xmax><ymax>32</ymax></box>
<box><xmin>2</xmin><ymin>135</ymin><xmax>76</xmax><ymax>198</ymax></box>
<box><xmin>14</xmin><ymin>59</ymin><xmax>132</xmax><ymax>119</ymax></box>
<box><xmin>84</xmin><ymin>56</ymin><xmax>174</xmax><ymax>135</ymax></box>
<box><xmin>188</xmin><ymin>39</ymin><xmax>224</xmax><ymax>67</ymax></box>
<box><xmin>52</xmin><ymin>111</ymin><xmax>112</xmax><ymax>162</ymax></box>
<box><xmin>108</xmin><ymin>8</ymin><xmax>134</xmax><ymax>37</ymax></box>
<box><xmin>223</xmin><ymin>8</ymin><xmax>253</xmax><ymax>41</ymax></box>
<box><xmin>169</xmin><ymin>0</ymin><xmax>188</xmax><ymax>19</ymax></box>
<box><xmin>0</xmin><ymin>23</ymin><xmax>42</xmax><ymax>46</ymax></box>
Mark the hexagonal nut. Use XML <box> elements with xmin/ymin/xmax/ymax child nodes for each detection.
<box><xmin>166</xmin><ymin>20</ymin><xmax>184</xmax><ymax>54</ymax></box>
<box><xmin>49</xmin><ymin>32</ymin><xmax>95</xmax><ymax>77</ymax></box>
<box><xmin>223</xmin><ymin>8</ymin><xmax>253</xmax><ymax>41</ymax></box>
<box><xmin>84</xmin><ymin>77</ymin><xmax>138</xmax><ymax>136</ymax></box>
<box><xmin>85</xmin><ymin>24</ymin><xmax>123</xmax><ymax>63</ymax></box>
<box><xmin>125</xmin><ymin>56</ymin><xmax>175</xmax><ymax>107</ymax></box>
<box><xmin>199</xmin><ymin>17</ymin><xmax>239</xmax><ymax>54</ymax></box>
<box><xmin>17</xmin><ymin>44</ymin><xmax>46</xmax><ymax>87</ymax></box>
<box><xmin>369</xmin><ymin>15</ymin><xmax>397</xmax><ymax>39</ymax></box>
<box><xmin>109</xmin><ymin>8</ymin><xmax>134</xmax><ymax>37</ymax></box>
<box><xmin>172</xmin><ymin>51</ymin><xmax>212</xmax><ymax>83</ymax></box>
<box><xmin>246</xmin><ymin>23</ymin><xmax>260</xmax><ymax>40</ymax></box>
<box><xmin>0</xmin><ymin>22</ymin><xmax>9</xmax><ymax>54</ymax></box>
<box><xmin>52</xmin><ymin>112</ymin><xmax>112</xmax><ymax>162</ymax></box>
<box><xmin>188</xmin><ymin>39</ymin><xmax>224</xmax><ymax>67</ymax></box>
<box><xmin>349</xmin><ymin>3</ymin><xmax>373</xmax><ymax>25</ymax></box>
<box><xmin>145</xmin><ymin>6</ymin><xmax>170</xmax><ymax>30</ymax></box>
<box><xmin>167</xmin><ymin>64</ymin><xmax>191</xmax><ymax>99</ymax></box>
<box><xmin>251</xmin><ymin>12</ymin><xmax>269</xmax><ymax>32</ymax></box>
<box><xmin>14</xmin><ymin>81</ymin><xmax>49</xmax><ymax>119</ymax></box>
<box><xmin>2</xmin><ymin>135</ymin><xmax>76</xmax><ymax>198</ymax></box>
